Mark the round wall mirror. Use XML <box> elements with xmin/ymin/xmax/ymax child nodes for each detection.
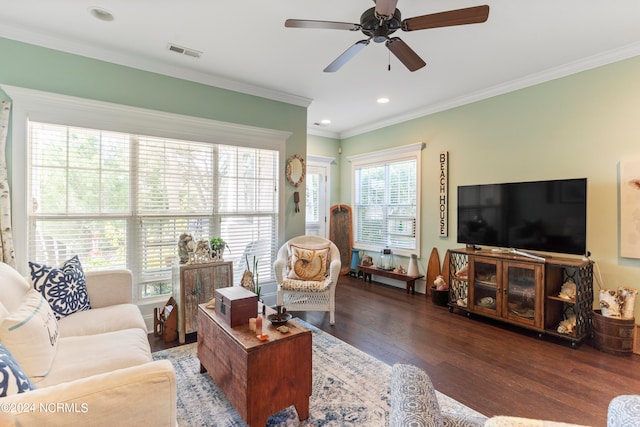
<box><xmin>286</xmin><ymin>154</ymin><xmax>306</xmax><ymax>187</ymax></box>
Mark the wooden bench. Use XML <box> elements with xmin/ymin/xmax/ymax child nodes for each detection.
<box><xmin>358</xmin><ymin>264</ymin><xmax>423</xmax><ymax>295</ymax></box>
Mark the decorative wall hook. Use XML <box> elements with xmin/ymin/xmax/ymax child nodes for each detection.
<box><xmin>293</xmin><ymin>191</ymin><xmax>300</xmax><ymax>213</ymax></box>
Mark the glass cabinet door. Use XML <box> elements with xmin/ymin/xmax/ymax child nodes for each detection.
<box><xmin>471</xmin><ymin>258</ymin><xmax>499</xmax><ymax>315</ymax></box>
<box><xmin>503</xmin><ymin>262</ymin><xmax>539</xmax><ymax>326</ymax></box>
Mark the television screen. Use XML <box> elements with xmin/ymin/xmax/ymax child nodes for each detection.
<box><xmin>457</xmin><ymin>178</ymin><xmax>587</xmax><ymax>255</ymax></box>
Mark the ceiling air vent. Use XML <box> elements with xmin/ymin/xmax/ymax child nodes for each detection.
<box><xmin>167</xmin><ymin>43</ymin><xmax>202</xmax><ymax>59</ymax></box>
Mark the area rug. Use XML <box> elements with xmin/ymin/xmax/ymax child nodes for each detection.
<box><xmin>152</xmin><ymin>319</ymin><xmax>485</xmax><ymax>426</ymax></box>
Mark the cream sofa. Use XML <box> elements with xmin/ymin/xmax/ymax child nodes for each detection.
<box><xmin>0</xmin><ymin>262</ymin><xmax>177</xmax><ymax>426</ymax></box>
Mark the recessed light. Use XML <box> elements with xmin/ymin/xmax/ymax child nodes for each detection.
<box><xmin>377</xmin><ymin>97</ymin><xmax>390</xmax><ymax>104</ymax></box>
<box><xmin>320</xmin><ymin>119</ymin><xmax>331</xmax><ymax>125</ymax></box>
<box><xmin>89</xmin><ymin>7</ymin><xmax>114</xmax><ymax>22</ymax></box>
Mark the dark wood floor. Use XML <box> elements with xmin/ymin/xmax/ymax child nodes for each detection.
<box><xmin>149</xmin><ymin>275</ymin><xmax>640</xmax><ymax>427</ymax></box>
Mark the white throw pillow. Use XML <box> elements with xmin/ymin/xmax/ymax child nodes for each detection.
<box><xmin>0</xmin><ymin>262</ymin><xmax>31</xmax><ymax>316</ymax></box>
<box><xmin>0</xmin><ymin>289</ymin><xmax>60</xmax><ymax>378</ymax></box>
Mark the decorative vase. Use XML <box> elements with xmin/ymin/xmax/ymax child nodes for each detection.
<box><xmin>407</xmin><ymin>254</ymin><xmax>419</xmax><ymax>276</ymax></box>
<box><xmin>350</xmin><ymin>248</ymin><xmax>361</xmax><ymax>271</ymax></box>
<box><xmin>211</xmin><ymin>249</ymin><xmax>224</xmax><ymax>262</ymax></box>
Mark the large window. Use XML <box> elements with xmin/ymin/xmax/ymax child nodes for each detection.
<box><xmin>350</xmin><ymin>143</ymin><xmax>422</xmax><ymax>256</ymax></box>
<box><xmin>29</xmin><ymin>121</ymin><xmax>279</xmax><ymax>300</ymax></box>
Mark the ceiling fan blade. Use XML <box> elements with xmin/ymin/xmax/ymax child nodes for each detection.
<box><xmin>285</xmin><ymin>19</ymin><xmax>360</xmax><ymax>31</ymax></box>
<box><xmin>324</xmin><ymin>39</ymin><xmax>370</xmax><ymax>72</ymax></box>
<box><xmin>374</xmin><ymin>0</ymin><xmax>399</xmax><ymax>17</ymax></box>
<box><xmin>403</xmin><ymin>5</ymin><xmax>490</xmax><ymax>32</ymax></box>
<box><xmin>385</xmin><ymin>37</ymin><xmax>426</xmax><ymax>72</ymax></box>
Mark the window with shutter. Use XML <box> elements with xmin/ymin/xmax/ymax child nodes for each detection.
<box><xmin>350</xmin><ymin>143</ymin><xmax>422</xmax><ymax>256</ymax></box>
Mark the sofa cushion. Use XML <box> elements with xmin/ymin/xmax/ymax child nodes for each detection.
<box><xmin>0</xmin><ymin>289</ymin><xmax>59</xmax><ymax>378</ymax></box>
<box><xmin>0</xmin><ymin>262</ymin><xmax>31</xmax><ymax>317</ymax></box>
<box><xmin>280</xmin><ymin>276</ymin><xmax>332</xmax><ymax>292</ymax></box>
<box><xmin>0</xmin><ymin>343</ymin><xmax>36</xmax><ymax>397</ymax></box>
<box><xmin>36</xmin><ymin>328</ymin><xmax>152</xmax><ymax>387</ymax></box>
<box><xmin>30</xmin><ymin>255</ymin><xmax>91</xmax><ymax>320</ymax></box>
<box><xmin>391</xmin><ymin>363</ymin><xmax>443</xmax><ymax>427</ymax></box>
<box><xmin>287</xmin><ymin>245</ymin><xmax>329</xmax><ymax>281</ymax></box>
<box><xmin>57</xmin><ymin>304</ymin><xmax>147</xmax><ymax>337</ymax></box>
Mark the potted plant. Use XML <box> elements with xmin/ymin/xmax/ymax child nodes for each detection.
<box><xmin>209</xmin><ymin>237</ymin><xmax>229</xmax><ymax>261</ymax></box>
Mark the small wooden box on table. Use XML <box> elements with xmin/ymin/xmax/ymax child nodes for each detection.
<box><xmin>198</xmin><ymin>303</ymin><xmax>312</xmax><ymax>427</ymax></box>
<box><xmin>214</xmin><ymin>286</ymin><xmax>257</xmax><ymax>327</ymax></box>
<box><xmin>358</xmin><ymin>264</ymin><xmax>424</xmax><ymax>294</ymax></box>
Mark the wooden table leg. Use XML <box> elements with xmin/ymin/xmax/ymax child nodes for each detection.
<box><xmin>406</xmin><ymin>280</ymin><xmax>416</xmax><ymax>295</ymax></box>
<box><xmin>295</xmin><ymin>399</ymin><xmax>310</xmax><ymax>421</ymax></box>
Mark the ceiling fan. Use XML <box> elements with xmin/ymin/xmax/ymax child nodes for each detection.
<box><xmin>285</xmin><ymin>0</ymin><xmax>490</xmax><ymax>72</ymax></box>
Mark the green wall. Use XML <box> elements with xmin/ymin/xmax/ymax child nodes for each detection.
<box><xmin>339</xmin><ymin>55</ymin><xmax>640</xmax><ymax>315</ymax></box>
<box><xmin>0</xmin><ymin>37</ymin><xmax>308</xmax><ymax>241</ymax></box>
<box><xmin>3</xmin><ymin>36</ymin><xmax>640</xmax><ymax>316</ymax></box>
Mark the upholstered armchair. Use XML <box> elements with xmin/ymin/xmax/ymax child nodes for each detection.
<box><xmin>274</xmin><ymin>236</ymin><xmax>341</xmax><ymax>325</ymax></box>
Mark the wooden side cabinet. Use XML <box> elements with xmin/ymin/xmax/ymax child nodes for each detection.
<box><xmin>448</xmin><ymin>248</ymin><xmax>593</xmax><ymax>348</ymax></box>
<box><xmin>468</xmin><ymin>257</ymin><xmax>544</xmax><ymax>329</ymax></box>
<box><xmin>172</xmin><ymin>261</ymin><xmax>233</xmax><ymax>343</ymax></box>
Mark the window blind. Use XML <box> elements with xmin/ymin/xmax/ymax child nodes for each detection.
<box><xmin>354</xmin><ymin>157</ymin><xmax>418</xmax><ymax>254</ymax></box>
<box><xmin>29</xmin><ymin>122</ymin><xmax>130</xmax><ymax>270</ymax></box>
<box><xmin>216</xmin><ymin>146</ymin><xmax>279</xmax><ymax>291</ymax></box>
<box><xmin>29</xmin><ymin>121</ymin><xmax>279</xmax><ymax>299</ymax></box>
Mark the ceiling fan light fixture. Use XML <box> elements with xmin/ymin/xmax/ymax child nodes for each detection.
<box><xmin>88</xmin><ymin>7</ymin><xmax>114</xmax><ymax>22</ymax></box>
<box><xmin>320</xmin><ymin>119</ymin><xmax>331</xmax><ymax>125</ymax></box>
<box><xmin>377</xmin><ymin>97</ymin><xmax>390</xmax><ymax>104</ymax></box>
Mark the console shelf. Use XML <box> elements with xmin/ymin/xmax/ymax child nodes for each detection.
<box><xmin>447</xmin><ymin>248</ymin><xmax>593</xmax><ymax>348</ymax></box>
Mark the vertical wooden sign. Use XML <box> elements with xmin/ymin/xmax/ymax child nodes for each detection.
<box><xmin>439</xmin><ymin>151</ymin><xmax>448</xmax><ymax>237</ymax></box>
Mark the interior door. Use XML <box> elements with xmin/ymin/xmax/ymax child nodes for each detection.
<box><xmin>305</xmin><ymin>164</ymin><xmax>328</xmax><ymax>237</ymax></box>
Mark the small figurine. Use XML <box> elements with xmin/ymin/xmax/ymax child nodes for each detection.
<box><xmin>557</xmin><ymin>315</ymin><xmax>576</xmax><ymax>335</ymax></box>
<box><xmin>434</xmin><ymin>275</ymin><xmax>448</xmax><ymax>290</ymax></box>
<box><xmin>558</xmin><ymin>279</ymin><xmax>576</xmax><ymax>300</ymax></box>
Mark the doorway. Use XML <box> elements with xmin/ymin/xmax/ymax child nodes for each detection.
<box><xmin>305</xmin><ymin>158</ymin><xmax>331</xmax><ymax>237</ymax></box>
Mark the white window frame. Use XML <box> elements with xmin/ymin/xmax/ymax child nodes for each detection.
<box><xmin>348</xmin><ymin>143</ymin><xmax>423</xmax><ymax>257</ymax></box>
<box><xmin>3</xmin><ymin>85</ymin><xmax>291</xmax><ymax>302</ymax></box>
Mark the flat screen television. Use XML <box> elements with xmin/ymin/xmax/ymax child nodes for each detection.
<box><xmin>457</xmin><ymin>178</ymin><xmax>587</xmax><ymax>256</ymax></box>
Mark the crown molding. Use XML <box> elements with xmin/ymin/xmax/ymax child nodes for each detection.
<box><xmin>338</xmin><ymin>40</ymin><xmax>640</xmax><ymax>139</ymax></box>
<box><xmin>0</xmin><ymin>26</ymin><xmax>312</xmax><ymax>108</ymax></box>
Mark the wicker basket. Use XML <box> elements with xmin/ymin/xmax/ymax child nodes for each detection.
<box><xmin>430</xmin><ymin>285</ymin><xmax>449</xmax><ymax>307</ymax></box>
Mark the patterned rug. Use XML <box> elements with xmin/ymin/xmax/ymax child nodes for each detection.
<box><xmin>152</xmin><ymin>319</ymin><xmax>485</xmax><ymax>426</ymax></box>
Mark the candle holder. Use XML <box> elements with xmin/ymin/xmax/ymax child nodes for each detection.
<box><xmin>377</xmin><ymin>248</ymin><xmax>395</xmax><ymax>271</ymax></box>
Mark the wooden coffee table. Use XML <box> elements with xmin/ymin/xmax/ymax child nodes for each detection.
<box><xmin>197</xmin><ymin>303</ymin><xmax>312</xmax><ymax>426</ymax></box>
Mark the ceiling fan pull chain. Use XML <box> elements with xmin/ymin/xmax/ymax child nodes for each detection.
<box><xmin>388</xmin><ymin>50</ymin><xmax>391</xmax><ymax>71</ymax></box>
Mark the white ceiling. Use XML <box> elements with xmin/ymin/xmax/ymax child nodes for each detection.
<box><xmin>2</xmin><ymin>1</ymin><xmax>640</xmax><ymax>139</ymax></box>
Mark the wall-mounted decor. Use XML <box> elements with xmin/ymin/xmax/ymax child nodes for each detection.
<box><xmin>620</xmin><ymin>159</ymin><xmax>640</xmax><ymax>259</ymax></box>
<box><xmin>439</xmin><ymin>151</ymin><xmax>448</xmax><ymax>237</ymax></box>
<box><xmin>286</xmin><ymin>154</ymin><xmax>306</xmax><ymax>187</ymax></box>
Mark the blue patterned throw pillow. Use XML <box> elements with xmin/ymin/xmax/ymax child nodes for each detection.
<box><xmin>0</xmin><ymin>343</ymin><xmax>36</xmax><ymax>397</ymax></box>
<box><xmin>30</xmin><ymin>255</ymin><xmax>91</xmax><ymax>320</ymax></box>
